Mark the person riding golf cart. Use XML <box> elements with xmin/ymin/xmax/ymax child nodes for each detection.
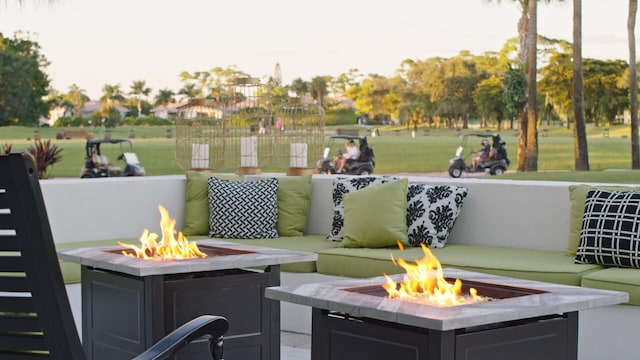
<box><xmin>317</xmin><ymin>135</ymin><xmax>375</xmax><ymax>175</ymax></box>
<box><xmin>80</xmin><ymin>138</ymin><xmax>145</xmax><ymax>178</ymax></box>
<box><xmin>448</xmin><ymin>133</ymin><xmax>510</xmax><ymax>178</ymax></box>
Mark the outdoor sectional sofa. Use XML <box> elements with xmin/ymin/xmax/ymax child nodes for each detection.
<box><xmin>41</xmin><ymin>172</ymin><xmax>640</xmax><ymax>360</ymax></box>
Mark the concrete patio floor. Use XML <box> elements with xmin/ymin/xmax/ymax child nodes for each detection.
<box><xmin>281</xmin><ymin>331</ymin><xmax>311</xmax><ymax>360</ymax></box>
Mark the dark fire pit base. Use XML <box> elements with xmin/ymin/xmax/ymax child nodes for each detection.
<box><xmin>311</xmin><ymin>309</ymin><xmax>577</xmax><ymax>360</ymax></box>
<box><xmin>82</xmin><ymin>265</ymin><xmax>280</xmax><ymax>360</ymax></box>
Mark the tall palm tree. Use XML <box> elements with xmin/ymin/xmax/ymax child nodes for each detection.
<box><xmin>64</xmin><ymin>84</ymin><xmax>88</xmax><ymax>118</ymax></box>
<box><xmin>573</xmin><ymin>0</ymin><xmax>589</xmax><ymax>170</ymax></box>
<box><xmin>129</xmin><ymin>80</ymin><xmax>152</xmax><ymax>117</ymax></box>
<box><xmin>100</xmin><ymin>84</ymin><xmax>125</xmax><ymax>106</ymax></box>
<box><xmin>629</xmin><ymin>0</ymin><xmax>639</xmax><ymax>169</ymax></box>
<box><xmin>154</xmin><ymin>88</ymin><xmax>176</xmax><ymax>107</ymax></box>
<box><xmin>486</xmin><ymin>0</ymin><xmax>562</xmax><ymax>171</ymax></box>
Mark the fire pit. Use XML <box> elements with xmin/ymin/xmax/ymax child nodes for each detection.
<box><xmin>265</xmin><ymin>268</ymin><xmax>628</xmax><ymax>360</ymax></box>
<box><xmin>58</xmin><ymin>240</ymin><xmax>316</xmax><ymax>360</ymax></box>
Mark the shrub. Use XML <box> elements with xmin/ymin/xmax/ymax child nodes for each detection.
<box><xmin>27</xmin><ymin>139</ymin><xmax>63</xmax><ymax>179</ymax></box>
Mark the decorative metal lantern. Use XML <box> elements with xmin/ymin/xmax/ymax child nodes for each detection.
<box><xmin>175</xmin><ymin>99</ymin><xmax>225</xmax><ymax>171</ymax></box>
<box><xmin>175</xmin><ymin>78</ymin><xmax>324</xmax><ymax>175</ymax></box>
<box><xmin>273</xmin><ymin>97</ymin><xmax>324</xmax><ymax>175</ymax></box>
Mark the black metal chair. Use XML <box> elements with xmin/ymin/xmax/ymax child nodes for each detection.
<box><xmin>0</xmin><ymin>152</ymin><xmax>228</xmax><ymax>360</ymax></box>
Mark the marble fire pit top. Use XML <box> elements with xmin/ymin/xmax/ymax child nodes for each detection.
<box><xmin>265</xmin><ymin>268</ymin><xmax>629</xmax><ymax>331</ymax></box>
<box><xmin>57</xmin><ymin>239</ymin><xmax>317</xmax><ymax>277</ymax></box>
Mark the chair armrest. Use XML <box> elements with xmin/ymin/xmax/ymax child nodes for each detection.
<box><xmin>132</xmin><ymin>315</ymin><xmax>229</xmax><ymax>360</ymax></box>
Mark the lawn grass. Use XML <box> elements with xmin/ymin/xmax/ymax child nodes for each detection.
<box><xmin>1</xmin><ymin>124</ymin><xmax>638</xmax><ymax>184</ymax></box>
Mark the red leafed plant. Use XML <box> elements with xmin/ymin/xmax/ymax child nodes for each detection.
<box><xmin>27</xmin><ymin>140</ymin><xmax>63</xmax><ymax>179</ymax></box>
<box><xmin>1</xmin><ymin>144</ymin><xmax>11</xmax><ymax>154</ymax></box>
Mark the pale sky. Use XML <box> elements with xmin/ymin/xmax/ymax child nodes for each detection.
<box><xmin>0</xmin><ymin>0</ymin><xmax>632</xmax><ymax>99</ymax></box>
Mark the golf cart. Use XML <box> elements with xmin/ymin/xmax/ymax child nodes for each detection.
<box><xmin>80</xmin><ymin>138</ymin><xmax>145</xmax><ymax>178</ymax></box>
<box><xmin>448</xmin><ymin>133</ymin><xmax>510</xmax><ymax>178</ymax></box>
<box><xmin>317</xmin><ymin>135</ymin><xmax>375</xmax><ymax>175</ymax></box>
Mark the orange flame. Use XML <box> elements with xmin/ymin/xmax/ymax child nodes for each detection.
<box><xmin>383</xmin><ymin>242</ymin><xmax>487</xmax><ymax>307</ymax></box>
<box><xmin>118</xmin><ymin>205</ymin><xmax>207</xmax><ymax>260</ymax></box>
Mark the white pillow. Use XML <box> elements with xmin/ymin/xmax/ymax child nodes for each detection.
<box><xmin>406</xmin><ymin>183</ymin><xmax>469</xmax><ymax>248</ymax></box>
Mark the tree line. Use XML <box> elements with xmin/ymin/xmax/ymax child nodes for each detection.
<box><xmin>1</xmin><ymin>0</ymin><xmax>639</xmax><ymax>172</ymax></box>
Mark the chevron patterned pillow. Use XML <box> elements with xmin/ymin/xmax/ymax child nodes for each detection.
<box><xmin>207</xmin><ymin>177</ymin><xmax>279</xmax><ymax>239</ymax></box>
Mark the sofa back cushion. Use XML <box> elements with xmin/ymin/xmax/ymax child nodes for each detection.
<box><xmin>568</xmin><ymin>184</ymin><xmax>640</xmax><ymax>256</ymax></box>
<box><xmin>275</xmin><ymin>175</ymin><xmax>313</xmax><ymax>237</ymax></box>
<box><xmin>183</xmin><ymin>171</ymin><xmax>242</xmax><ymax>236</ymax></box>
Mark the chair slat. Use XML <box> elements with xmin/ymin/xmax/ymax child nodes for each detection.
<box><xmin>0</xmin><ymin>276</ymin><xmax>30</xmax><ymax>292</ymax></box>
<box><xmin>0</xmin><ymin>334</ymin><xmax>48</xmax><ymax>352</ymax></box>
<box><xmin>0</xmin><ymin>235</ymin><xmax>21</xmax><ymax>251</ymax></box>
<box><xmin>0</xmin><ymin>316</ymin><xmax>43</xmax><ymax>332</ymax></box>
<box><xmin>0</xmin><ymin>296</ymin><xmax>36</xmax><ymax>313</ymax></box>
<box><xmin>0</xmin><ymin>189</ymin><xmax>7</xmax><ymax>208</ymax></box>
<box><xmin>0</xmin><ymin>213</ymin><xmax>14</xmax><ymax>232</ymax></box>
<box><xmin>0</xmin><ymin>255</ymin><xmax>26</xmax><ymax>272</ymax></box>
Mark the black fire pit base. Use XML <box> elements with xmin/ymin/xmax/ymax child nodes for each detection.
<box><xmin>311</xmin><ymin>308</ymin><xmax>577</xmax><ymax>360</ymax></box>
<box><xmin>82</xmin><ymin>265</ymin><xmax>280</xmax><ymax>360</ymax></box>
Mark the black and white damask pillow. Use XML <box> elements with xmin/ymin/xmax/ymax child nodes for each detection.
<box><xmin>575</xmin><ymin>189</ymin><xmax>640</xmax><ymax>268</ymax></box>
<box><xmin>406</xmin><ymin>183</ymin><xmax>468</xmax><ymax>248</ymax></box>
<box><xmin>207</xmin><ymin>177</ymin><xmax>279</xmax><ymax>239</ymax></box>
<box><xmin>327</xmin><ymin>176</ymin><xmax>398</xmax><ymax>241</ymax></box>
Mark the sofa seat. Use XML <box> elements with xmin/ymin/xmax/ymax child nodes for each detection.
<box><xmin>200</xmin><ymin>235</ymin><xmax>339</xmax><ymax>273</ymax></box>
<box><xmin>581</xmin><ymin>268</ymin><xmax>640</xmax><ymax>305</ymax></box>
<box><xmin>316</xmin><ymin>244</ymin><xmax>603</xmax><ymax>286</ymax></box>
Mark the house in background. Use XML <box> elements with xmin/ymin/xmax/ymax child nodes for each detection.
<box><xmin>42</xmin><ymin>101</ymin><xmax>130</xmax><ymax>126</ymax></box>
<box><xmin>150</xmin><ymin>100</ymin><xmax>187</xmax><ymax>119</ymax></box>
<box><xmin>81</xmin><ymin>100</ymin><xmax>129</xmax><ymax>119</ymax></box>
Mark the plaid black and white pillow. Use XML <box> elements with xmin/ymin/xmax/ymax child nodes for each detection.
<box><xmin>208</xmin><ymin>177</ymin><xmax>279</xmax><ymax>239</ymax></box>
<box><xmin>575</xmin><ymin>189</ymin><xmax>640</xmax><ymax>268</ymax></box>
<box><xmin>327</xmin><ymin>176</ymin><xmax>398</xmax><ymax>241</ymax></box>
<box><xmin>406</xmin><ymin>183</ymin><xmax>468</xmax><ymax>248</ymax></box>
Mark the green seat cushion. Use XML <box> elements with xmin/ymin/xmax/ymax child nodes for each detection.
<box><xmin>317</xmin><ymin>244</ymin><xmax>602</xmax><ymax>285</ymax></box>
<box><xmin>56</xmin><ymin>239</ymin><xmax>123</xmax><ymax>284</ymax></box>
<box><xmin>581</xmin><ymin>268</ymin><xmax>640</xmax><ymax>305</ymax></box>
<box><xmin>194</xmin><ymin>234</ymin><xmax>339</xmax><ymax>273</ymax></box>
<box><xmin>339</xmin><ymin>178</ymin><xmax>408</xmax><ymax>248</ymax></box>
<box><xmin>183</xmin><ymin>171</ymin><xmax>242</xmax><ymax>236</ymax></box>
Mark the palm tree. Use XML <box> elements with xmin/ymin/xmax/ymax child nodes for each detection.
<box><xmin>100</xmin><ymin>83</ymin><xmax>125</xmax><ymax>106</ymax></box>
<box><xmin>629</xmin><ymin>0</ymin><xmax>639</xmax><ymax>169</ymax></box>
<box><xmin>129</xmin><ymin>80</ymin><xmax>152</xmax><ymax>117</ymax></box>
<box><xmin>486</xmin><ymin>0</ymin><xmax>562</xmax><ymax>171</ymax></box>
<box><xmin>572</xmin><ymin>0</ymin><xmax>589</xmax><ymax>170</ymax></box>
<box><xmin>154</xmin><ymin>88</ymin><xmax>176</xmax><ymax>107</ymax></box>
<box><xmin>178</xmin><ymin>84</ymin><xmax>198</xmax><ymax>102</ymax></box>
<box><xmin>64</xmin><ymin>84</ymin><xmax>88</xmax><ymax>117</ymax></box>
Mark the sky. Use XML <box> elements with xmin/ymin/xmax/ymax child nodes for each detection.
<box><xmin>0</xmin><ymin>0</ymin><xmax>633</xmax><ymax>100</ymax></box>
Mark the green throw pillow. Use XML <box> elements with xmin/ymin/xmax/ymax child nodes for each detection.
<box><xmin>340</xmin><ymin>178</ymin><xmax>408</xmax><ymax>248</ymax></box>
<box><xmin>183</xmin><ymin>171</ymin><xmax>242</xmax><ymax>236</ymax></box>
<box><xmin>567</xmin><ymin>184</ymin><xmax>640</xmax><ymax>256</ymax></box>
<box><xmin>276</xmin><ymin>175</ymin><xmax>313</xmax><ymax>237</ymax></box>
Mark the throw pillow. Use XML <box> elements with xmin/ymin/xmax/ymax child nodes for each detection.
<box><xmin>207</xmin><ymin>177</ymin><xmax>279</xmax><ymax>239</ymax></box>
<box><xmin>340</xmin><ymin>178</ymin><xmax>409</xmax><ymax>248</ymax></box>
<box><xmin>183</xmin><ymin>171</ymin><xmax>242</xmax><ymax>236</ymax></box>
<box><xmin>575</xmin><ymin>189</ymin><xmax>640</xmax><ymax>268</ymax></box>
<box><xmin>567</xmin><ymin>185</ymin><xmax>640</xmax><ymax>256</ymax></box>
<box><xmin>327</xmin><ymin>176</ymin><xmax>399</xmax><ymax>241</ymax></box>
<box><xmin>406</xmin><ymin>183</ymin><xmax>469</xmax><ymax>248</ymax></box>
<box><xmin>275</xmin><ymin>175</ymin><xmax>313</xmax><ymax>237</ymax></box>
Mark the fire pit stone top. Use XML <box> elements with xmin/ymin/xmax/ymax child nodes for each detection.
<box><xmin>265</xmin><ymin>268</ymin><xmax>629</xmax><ymax>331</ymax></box>
<box><xmin>58</xmin><ymin>239</ymin><xmax>317</xmax><ymax>277</ymax></box>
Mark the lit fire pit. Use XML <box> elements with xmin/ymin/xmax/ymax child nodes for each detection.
<box><xmin>266</xmin><ymin>259</ymin><xmax>627</xmax><ymax>360</ymax></box>
<box><xmin>58</xmin><ymin>206</ymin><xmax>316</xmax><ymax>360</ymax></box>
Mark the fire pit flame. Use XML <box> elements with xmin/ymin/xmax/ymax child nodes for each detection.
<box><xmin>118</xmin><ymin>205</ymin><xmax>207</xmax><ymax>260</ymax></box>
<box><xmin>383</xmin><ymin>242</ymin><xmax>489</xmax><ymax>307</ymax></box>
